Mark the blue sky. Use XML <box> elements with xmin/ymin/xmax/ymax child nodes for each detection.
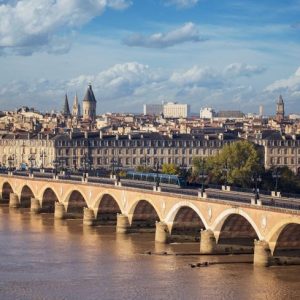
<box><xmin>0</xmin><ymin>0</ymin><xmax>300</xmax><ymax>115</ymax></box>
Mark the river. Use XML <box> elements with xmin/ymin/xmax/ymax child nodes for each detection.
<box><xmin>0</xmin><ymin>207</ymin><xmax>299</xmax><ymax>300</ymax></box>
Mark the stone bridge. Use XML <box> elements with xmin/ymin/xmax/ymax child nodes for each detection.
<box><xmin>1</xmin><ymin>174</ymin><xmax>300</xmax><ymax>267</ymax></box>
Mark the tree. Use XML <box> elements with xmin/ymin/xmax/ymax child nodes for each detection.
<box><xmin>135</xmin><ymin>165</ymin><xmax>153</xmax><ymax>173</ymax></box>
<box><xmin>161</xmin><ymin>163</ymin><xmax>179</xmax><ymax>175</ymax></box>
<box><xmin>193</xmin><ymin>140</ymin><xmax>263</xmax><ymax>187</ymax></box>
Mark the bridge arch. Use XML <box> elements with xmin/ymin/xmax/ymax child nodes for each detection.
<box><xmin>20</xmin><ymin>185</ymin><xmax>35</xmax><ymax>208</ymax></box>
<box><xmin>170</xmin><ymin>206</ymin><xmax>206</xmax><ymax>241</ymax></box>
<box><xmin>65</xmin><ymin>190</ymin><xmax>88</xmax><ymax>218</ymax></box>
<box><xmin>211</xmin><ymin>208</ymin><xmax>263</xmax><ymax>242</ymax></box>
<box><xmin>94</xmin><ymin>193</ymin><xmax>122</xmax><ymax>224</ymax></box>
<box><xmin>164</xmin><ymin>201</ymin><xmax>209</xmax><ymax>229</ymax></box>
<box><xmin>41</xmin><ymin>188</ymin><xmax>59</xmax><ymax>213</ymax></box>
<box><xmin>2</xmin><ymin>182</ymin><xmax>14</xmax><ymax>203</ymax></box>
<box><xmin>266</xmin><ymin>217</ymin><xmax>300</xmax><ymax>254</ymax></box>
<box><xmin>129</xmin><ymin>199</ymin><xmax>161</xmax><ymax>228</ymax></box>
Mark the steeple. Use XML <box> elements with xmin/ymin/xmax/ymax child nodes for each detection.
<box><xmin>276</xmin><ymin>95</ymin><xmax>285</xmax><ymax>123</ymax></box>
<box><xmin>83</xmin><ymin>84</ymin><xmax>97</xmax><ymax>103</ymax></box>
<box><xmin>72</xmin><ymin>92</ymin><xmax>81</xmax><ymax>117</ymax></box>
<box><xmin>82</xmin><ymin>84</ymin><xmax>97</xmax><ymax>121</ymax></box>
<box><xmin>278</xmin><ymin>95</ymin><xmax>284</xmax><ymax>105</ymax></box>
<box><xmin>62</xmin><ymin>94</ymin><xmax>71</xmax><ymax>117</ymax></box>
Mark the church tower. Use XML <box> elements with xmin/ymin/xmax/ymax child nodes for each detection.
<box><xmin>82</xmin><ymin>84</ymin><xmax>97</xmax><ymax>121</ymax></box>
<box><xmin>62</xmin><ymin>94</ymin><xmax>71</xmax><ymax>118</ymax></box>
<box><xmin>72</xmin><ymin>93</ymin><xmax>81</xmax><ymax>118</ymax></box>
<box><xmin>276</xmin><ymin>95</ymin><xmax>285</xmax><ymax>123</ymax></box>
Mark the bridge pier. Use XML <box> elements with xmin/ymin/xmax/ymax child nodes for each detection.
<box><xmin>253</xmin><ymin>240</ymin><xmax>271</xmax><ymax>267</ymax></box>
<box><xmin>54</xmin><ymin>202</ymin><xmax>66</xmax><ymax>219</ymax></box>
<box><xmin>83</xmin><ymin>208</ymin><xmax>95</xmax><ymax>226</ymax></box>
<box><xmin>30</xmin><ymin>198</ymin><xmax>41</xmax><ymax>214</ymax></box>
<box><xmin>200</xmin><ymin>229</ymin><xmax>217</xmax><ymax>254</ymax></box>
<box><xmin>9</xmin><ymin>193</ymin><xmax>20</xmax><ymax>208</ymax></box>
<box><xmin>155</xmin><ymin>222</ymin><xmax>169</xmax><ymax>243</ymax></box>
<box><xmin>116</xmin><ymin>214</ymin><xmax>130</xmax><ymax>233</ymax></box>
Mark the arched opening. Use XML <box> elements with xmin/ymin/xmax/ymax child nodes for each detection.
<box><xmin>131</xmin><ymin>200</ymin><xmax>160</xmax><ymax>229</ymax></box>
<box><xmin>2</xmin><ymin>182</ymin><xmax>13</xmax><ymax>203</ymax></box>
<box><xmin>66</xmin><ymin>191</ymin><xmax>87</xmax><ymax>218</ymax></box>
<box><xmin>96</xmin><ymin>194</ymin><xmax>121</xmax><ymax>225</ymax></box>
<box><xmin>171</xmin><ymin>206</ymin><xmax>205</xmax><ymax>242</ymax></box>
<box><xmin>42</xmin><ymin>188</ymin><xmax>58</xmax><ymax>213</ymax></box>
<box><xmin>20</xmin><ymin>185</ymin><xmax>34</xmax><ymax>208</ymax></box>
<box><xmin>274</xmin><ymin>223</ymin><xmax>300</xmax><ymax>257</ymax></box>
<box><xmin>218</xmin><ymin>214</ymin><xmax>258</xmax><ymax>248</ymax></box>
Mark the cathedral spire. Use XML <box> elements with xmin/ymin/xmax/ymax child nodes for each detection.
<box><xmin>72</xmin><ymin>92</ymin><xmax>81</xmax><ymax>117</ymax></box>
<box><xmin>62</xmin><ymin>94</ymin><xmax>71</xmax><ymax>117</ymax></box>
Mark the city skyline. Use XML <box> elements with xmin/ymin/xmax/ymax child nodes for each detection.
<box><xmin>1</xmin><ymin>0</ymin><xmax>300</xmax><ymax>114</ymax></box>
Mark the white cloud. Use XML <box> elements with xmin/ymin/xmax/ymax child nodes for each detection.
<box><xmin>0</xmin><ymin>61</ymin><xmax>273</xmax><ymax>113</ymax></box>
<box><xmin>0</xmin><ymin>0</ymin><xmax>131</xmax><ymax>55</ymax></box>
<box><xmin>164</xmin><ymin>0</ymin><xmax>199</xmax><ymax>8</ymax></box>
<box><xmin>264</xmin><ymin>67</ymin><xmax>300</xmax><ymax>95</ymax></box>
<box><xmin>170</xmin><ymin>63</ymin><xmax>265</xmax><ymax>88</ymax></box>
<box><xmin>68</xmin><ymin>62</ymin><xmax>163</xmax><ymax>99</ymax></box>
<box><xmin>123</xmin><ymin>22</ymin><xmax>207</xmax><ymax>48</ymax></box>
<box><xmin>223</xmin><ymin>63</ymin><xmax>266</xmax><ymax>77</ymax></box>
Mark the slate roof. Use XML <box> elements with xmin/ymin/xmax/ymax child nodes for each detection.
<box><xmin>63</xmin><ymin>94</ymin><xmax>71</xmax><ymax>116</ymax></box>
<box><xmin>83</xmin><ymin>84</ymin><xmax>97</xmax><ymax>103</ymax></box>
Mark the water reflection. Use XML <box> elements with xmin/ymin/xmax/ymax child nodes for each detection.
<box><xmin>0</xmin><ymin>207</ymin><xmax>299</xmax><ymax>300</ymax></box>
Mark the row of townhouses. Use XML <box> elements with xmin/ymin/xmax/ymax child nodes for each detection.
<box><xmin>0</xmin><ymin>131</ymin><xmax>300</xmax><ymax>174</ymax></box>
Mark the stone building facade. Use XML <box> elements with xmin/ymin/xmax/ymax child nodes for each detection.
<box><xmin>254</xmin><ymin>131</ymin><xmax>300</xmax><ymax>175</ymax></box>
<box><xmin>54</xmin><ymin>132</ymin><xmax>237</xmax><ymax>171</ymax></box>
<box><xmin>0</xmin><ymin>133</ymin><xmax>56</xmax><ymax>169</ymax></box>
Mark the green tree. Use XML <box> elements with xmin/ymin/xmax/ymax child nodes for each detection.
<box><xmin>135</xmin><ymin>165</ymin><xmax>153</xmax><ymax>173</ymax></box>
<box><xmin>161</xmin><ymin>163</ymin><xmax>179</xmax><ymax>175</ymax></box>
<box><xmin>193</xmin><ymin>140</ymin><xmax>262</xmax><ymax>187</ymax></box>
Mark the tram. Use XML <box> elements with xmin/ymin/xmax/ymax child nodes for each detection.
<box><xmin>126</xmin><ymin>171</ymin><xmax>187</xmax><ymax>188</ymax></box>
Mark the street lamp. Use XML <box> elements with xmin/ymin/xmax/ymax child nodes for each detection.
<box><xmin>82</xmin><ymin>152</ymin><xmax>90</xmax><ymax>179</ymax></box>
<box><xmin>272</xmin><ymin>167</ymin><xmax>281</xmax><ymax>193</ymax></box>
<box><xmin>111</xmin><ymin>156</ymin><xmax>117</xmax><ymax>177</ymax></box>
<box><xmin>251</xmin><ymin>172</ymin><xmax>262</xmax><ymax>202</ymax></box>
<box><xmin>7</xmin><ymin>155</ymin><xmax>14</xmax><ymax>172</ymax></box>
<box><xmin>73</xmin><ymin>150</ymin><xmax>77</xmax><ymax>172</ymax></box>
<box><xmin>40</xmin><ymin>150</ymin><xmax>47</xmax><ymax>171</ymax></box>
<box><xmin>115</xmin><ymin>157</ymin><xmax>122</xmax><ymax>184</ymax></box>
<box><xmin>59</xmin><ymin>157</ymin><xmax>66</xmax><ymax>173</ymax></box>
<box><xmin>154</xmin><ymin>158</ymin><xmax>160</xmax><ymax>189</ymax></box>
<box><xmin>142</xmin><ymin>154</ymin><xmax>150</xmax><ymax>170</ymax></box>
<box><xmin>223</xmin><ymin>162</ymin><xmax>229</xmax><ymax>189</ymax></box>
<box><xmin>199</xmin><ymin>157</ymin><xmax>207</xmax><ymax>197</ymax></box>
<box><xmin>53</xmin><ymin>159</ymin><xmax>59</xmax><ymax>176</ymax></box>
<box><xmin>28</xmin><ymin>155</ymin><xmax>35</xmax><ymax>174</ymax></box>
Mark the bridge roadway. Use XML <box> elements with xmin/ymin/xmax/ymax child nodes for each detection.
<box><xmin>0</xmin><ymin>172</ymin><xmax>300</xmax><ymax>267</ymax></box>
<box><xmin>10</xmin><ymin>170</ymin><xmax>300</xmax><ymax>211</ymax></box>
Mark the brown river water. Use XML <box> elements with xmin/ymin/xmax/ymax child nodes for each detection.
<box><xmin>0</xmin><ymin>207</ymin><xmax>299</xmax><ymax>300</ymax></box>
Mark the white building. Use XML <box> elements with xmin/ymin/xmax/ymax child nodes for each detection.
<box><xmin>200</xmin><ymin>107</ymin><xmax>216</xmax><ymax>119</ymax></box>
<box><xmin>143</xmin><ymin>104</ymin><xmax>163</xmax><ymax>116</ymax></box>
<box><xmin>163</xmin><ymin>102</ymin><xmax>190</xmax><ymax>118</ymax></box>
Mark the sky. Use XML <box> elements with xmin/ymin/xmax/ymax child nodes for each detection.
<box><xmin>0</xmin><ymin>0</ymin><xmax>300</xmax><ymax>115</ymax></box>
